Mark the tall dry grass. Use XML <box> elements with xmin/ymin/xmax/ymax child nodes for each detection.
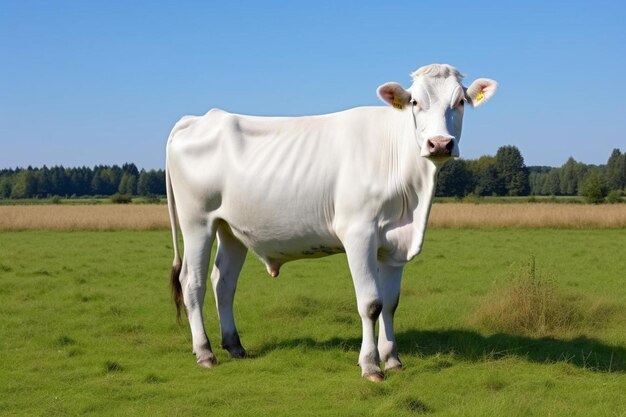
<box><xmin>429</xmin><ymin>203</ymin><xmax>626</xmax><ymax>229</ymax></box>
<box><xmin>0</xmin><ymin>205</ymin><xmax>169</xmax><ymax>231</ymax></box>
<box><xmin>470</xmin><ymin>257</ymin><xmax>618</xmax><ymax>337</ymax></box>
<box><xmin>0</xmin><ymin>203</ymin><xmax>624</xmax><ymax>230</ymax></box>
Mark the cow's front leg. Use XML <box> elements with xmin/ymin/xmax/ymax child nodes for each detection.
<box><xmin>342</xmin><ymin>228</ymin><xmax>384</xmax><ymax>382</ymax></box>
<box><xmin>377</xmin><ymin>262</ymin><xmax>403</xmax><ymax>371</ymax></box>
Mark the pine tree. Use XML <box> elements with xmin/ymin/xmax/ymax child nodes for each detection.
<box><xmin>138</xmin><ymin>170</ymin><xmax>166</xmax><ymax>196</ymax></box>
<box><xmin>606</xmin><ymin>149</ymin><xmax>625</xmax><ymax>191</ymax></box>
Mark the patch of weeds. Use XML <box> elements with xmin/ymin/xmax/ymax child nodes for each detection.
<box><xmin>470</xmin><ymin>256</ymin><xmax>619</xmax><ymax>338</ymax></box>
<box><xmin>0</xmin><ymin>263</ymin><xmax>12</xmax><ymax>272</ymax></box>
<box><xmin>105</xmin><ymin>360</ymin><xmax>124</xmax><ymax>373</ymax></box>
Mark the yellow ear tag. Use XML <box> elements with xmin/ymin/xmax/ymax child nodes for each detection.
<box><xmin>392</xmin><ymin>96</ymin><xmax>404</xmax><ymax>110</ymax></box>
<box><xmin>475</xmin><ymin>90</ymin><xmax>485</xmax><ymax>104</ymax></box>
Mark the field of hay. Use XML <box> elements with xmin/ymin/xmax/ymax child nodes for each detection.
<box><xmin>0</xmin><ymin>203</ymin><xmax>624</xmax><ymax>230</ymax></box>
<box><xmin>430</xmin><ymin>203</ymin><xmax>626</xmax><ymax>228</ymax></box>
<box><xmin>0</xmin><ymin>204</ymin><xmax>167</xmax><ymax>230</ymax></box>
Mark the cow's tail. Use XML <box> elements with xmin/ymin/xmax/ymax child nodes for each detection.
<box><xmin>166</xmin><ymin>160</ymin><xmax>184</xmax><ymax>323</ymax></box>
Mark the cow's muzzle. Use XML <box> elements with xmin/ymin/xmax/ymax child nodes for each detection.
<box><xmin>426</xmin><ymin>136</ymin><xmax>454</xmax><ymax>158</ymax></box>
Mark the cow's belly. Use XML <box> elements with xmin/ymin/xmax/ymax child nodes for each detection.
<box><xmin>218</xmin><ymin>203</ymin><xmax>343</xmax><ymax>276</ymax></box>
<box><xmin>232</xmin><ymin>226</ymin><xmax>344</xmax><ymax>261</ymax></box>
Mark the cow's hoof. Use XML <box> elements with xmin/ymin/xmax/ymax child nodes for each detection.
<box><xmin>363</xmin><ymin>372</ymin><xmax>384</xmax><ymax>382</ymax></box>
<box><xmin>197</xmin><ymin>358</ymin><xmax>217</xmax><ymax>369</ymax></box>
<box><xmin>228</xmin><ymin>348</ymin><xmax>248</xmax><ymax>359</ymax></box>
<box><xmin>386</xmin><ymin>364</ymin><xmax>403</xmax><ymax>372</ymax></box>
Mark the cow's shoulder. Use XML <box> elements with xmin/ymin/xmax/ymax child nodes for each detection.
<box><xmin>169</xmin><ymin>109</ymin><xmax>232</xmax><ymax>142</ymax></box>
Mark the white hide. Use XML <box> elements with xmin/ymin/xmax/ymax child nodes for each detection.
<box><xmin>166</xmin><ymin>63</ymin><xmax>497</xmax><ymax>379</ymax></box>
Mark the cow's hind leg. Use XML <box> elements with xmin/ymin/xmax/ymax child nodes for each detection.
<box><xmin>210</xmin><ymin>224</ymin><xmax>248</xmax><ymax>358</ymax></box>
<box><xmin>179</xmin><ymin>227</ymin><xmax>217</xmax><ymax>368</ymax></box>
<box><xmin>377</xmin><ymin>263</ymin><xmax>404</xmax><ymax>371</ymax></box>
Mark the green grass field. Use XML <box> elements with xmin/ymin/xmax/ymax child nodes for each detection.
<box><xmin>1</xmin><ymin>229</ymin><xmax>626</xmax><ymax>416</ymax></box>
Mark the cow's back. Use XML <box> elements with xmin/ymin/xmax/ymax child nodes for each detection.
<box><xmin>168</xmin><ymin>107</ymin><xmax>344</xmax><ymax>204</ymax></box>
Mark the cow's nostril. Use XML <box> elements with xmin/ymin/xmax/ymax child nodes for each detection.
<box><xmin>427</xmin><ymin>140</ymin><xmax>435</xmax><ymax>150</ymax></box>
<box><xmin>445</xmin><ymin>140</ymin><xmax>454</xmax><ymax>152</ymax></box>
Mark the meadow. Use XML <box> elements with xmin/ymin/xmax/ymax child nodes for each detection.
<box><xmin>1</xmin><ymin>223</ymin><xmax>626</xmax><ymax>416</ymax></box>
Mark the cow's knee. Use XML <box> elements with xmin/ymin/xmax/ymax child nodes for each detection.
<box><xmin>360</xmin><ymin>298</ymin><xmax>383</xmax><ymax>321</ymax></box>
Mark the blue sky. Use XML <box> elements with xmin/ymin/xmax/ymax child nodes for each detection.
<box><xmin>1</xmin><ymin>0</ymin><xmax>625</xmax><ymax>169</ymax></box>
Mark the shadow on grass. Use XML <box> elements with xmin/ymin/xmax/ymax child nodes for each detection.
<box><xmin>252</xmin><ymin>329</ymin><xmax>626</xmax><ymax>372</ymax></box>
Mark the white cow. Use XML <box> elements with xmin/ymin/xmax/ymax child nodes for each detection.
<box><xmin>166</xmin><ymin>64</ymin><xmax>497</xmax><ymax>381</ymax></box>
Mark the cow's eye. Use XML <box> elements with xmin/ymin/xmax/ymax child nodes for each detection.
<box><xmin>457</xmin><ymin>99</ymin><xmax>465</xmax><ymax>108</ymax></box>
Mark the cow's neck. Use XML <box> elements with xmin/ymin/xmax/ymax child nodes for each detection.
<box><xmin>379</xmin><ymin>106</ymin><xmax>440</xmax><ymax>263</ymax></box>
<box><xmin>387</xmin><ymin>106</ymin><xmax>439</xmax><ymax>200</ymax></box>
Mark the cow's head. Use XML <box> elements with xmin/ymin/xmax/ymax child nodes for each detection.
<box><xmin>377</xmin><ymin>64</ymin><xmax>497</xmax><ymax>163</ymax></box>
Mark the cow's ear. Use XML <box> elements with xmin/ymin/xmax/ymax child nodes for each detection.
<box><xmin>377</xmin><ymin>82</ymin><xmax>411</xmax><ymax>110</ymax></box>
<box><xmin>465</xmin><ymin>78</ymin><xmax>497</xmax><ymax>107</ymax></box>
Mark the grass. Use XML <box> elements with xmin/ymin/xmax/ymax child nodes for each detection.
<box><xmin>1</xmin><ymin>229</ymin><xmax>626</xmax><ymax>416</ymax></box>
<box><xmin>1</xmin><ymin>203</ymin><xmax>625</xmax><ymax>230</ymax></box>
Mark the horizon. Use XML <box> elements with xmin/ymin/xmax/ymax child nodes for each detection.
<box><xmin>0</xmin><ymin>148</ymin><xmax>617</xmax><ymax>172</ymax></box>
<box><xmin>1</xmin><ymin>1</ymin><xmax>625</xmax><ymax>169</ymax></box>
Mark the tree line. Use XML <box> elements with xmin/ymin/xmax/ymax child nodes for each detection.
<box><xmin>0</xmin><ymin>163</ymin><xmax>165</xmax><ymax>199</ymax></box>
<box><xmin>436</xmin><ymin>146</ymin><xmax>625</xmax><ymax>202</ymax></box>
<box><xmin>0</xmin><ymin>147</ymin><xmax>624</xmax><ymax>202</ymax></box>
